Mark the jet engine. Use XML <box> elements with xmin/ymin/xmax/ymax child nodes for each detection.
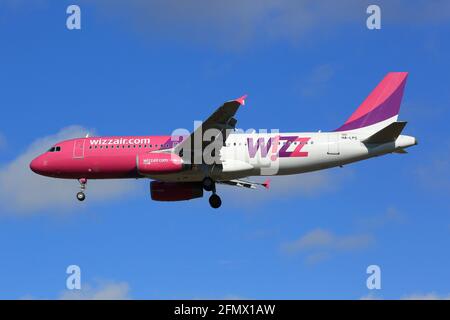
<box><xmin>150</xmin><ymin>181</ymin><xmax>203</xmax><ymax>201</ymax></box>
<box><xmin>137</xmin><ymin>153</ymin><xmax>185</xmax><ymax>175</ymax></box>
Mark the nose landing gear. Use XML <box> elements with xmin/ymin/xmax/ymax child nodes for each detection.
<box><xmin>203</xmin><ymin>177</ymin><xmax>221</xmax><ymax>209</ymax></box>
<box><xmin>76</xmin><ymin>191</ymin><xmax>86</xmax><ymax>201</ymax></box>
<box><xmin>77</xmin><ymin>178</ymin><xmax>87</xmax><ymax>202</ymax></box>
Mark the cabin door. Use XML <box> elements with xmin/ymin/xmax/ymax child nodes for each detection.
<box><xmin>73</xmin><ymin>139</ymin><xmax>86</xmax><ymax>159</ymax></box>
<box><xmin>327</xmin><ymin>133</ymin><xmax>340</xmax><ymax>155</ymax></box>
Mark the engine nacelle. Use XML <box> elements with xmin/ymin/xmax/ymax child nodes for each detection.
<box><xmin>137</xmin><ymin>153</ymin><xmax>185</xmax><ymax>175</ymax></box>
<box><xmin>150</xmin><ymin>181</ymin><xmax>203</xmax><ymax>201</ymax></box>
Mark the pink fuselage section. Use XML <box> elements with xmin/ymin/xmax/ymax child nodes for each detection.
<box><xmin>29</xmin><ymin>136</ymin><xmax>182</xmax><ymax>180</ymax></box>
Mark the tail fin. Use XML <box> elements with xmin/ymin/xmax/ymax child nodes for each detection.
<box><xmin>335</xmin><ymin>72</ymin><xmax>408</xmax><ymax>132</ymax></box>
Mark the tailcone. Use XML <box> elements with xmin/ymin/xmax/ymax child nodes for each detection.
<box><xmin>395</xmin><ymin>135</ymin><xmax>417</xmax><ymax>149</ymax></box>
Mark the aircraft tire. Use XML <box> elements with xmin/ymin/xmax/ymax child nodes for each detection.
<box><xmin>76</xmin><ymin>192</ymin><xmax>86</xmax><ymax>201</ymax></box>
<box><xmin>209</xmin><ymin>194</ymin><xmax>222</xmax><ymax>209</ymax></box>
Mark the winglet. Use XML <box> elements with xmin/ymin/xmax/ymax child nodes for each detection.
<box><xmin>262</xmin><ymin>178</ymin><xmax>270</xmax><ymax>189</ymax></box>
<box><xmin>235</xmin><ymin>94</ymin><xmax>248</xmax><ymax>106</ymax></box>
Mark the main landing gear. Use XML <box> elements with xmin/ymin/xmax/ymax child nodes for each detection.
<box><xmin>76</xmin><ymin>178</ymin><xmax>87</xmax><ymax>202</ymax></box>
<box><xmin>203</xmin><ymin>177</ymin><xmax>222</xmax><ymax>209</ymax></box>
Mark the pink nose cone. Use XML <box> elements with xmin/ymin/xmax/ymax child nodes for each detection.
<box><xmin>30</xmin><ymin>156</ymin><xmax>44</xmax><ymax>174</ymax></box>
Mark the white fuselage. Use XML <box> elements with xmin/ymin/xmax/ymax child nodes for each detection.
<box><xmin>151</xmin><ymin>127</ymin><xmax>417</xmax><ymax>183</ymax></box>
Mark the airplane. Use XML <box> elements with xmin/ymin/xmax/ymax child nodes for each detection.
<box><xmin>30</xmin><ymin>72</ymin><xmax>417</xmax><ymax>209</ymax></box>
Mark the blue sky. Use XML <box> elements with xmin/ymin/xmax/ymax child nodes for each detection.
<box><xmin>0</xmin><ymin>0</ymin><xmax>449</xmax><ymax>299</ymax></box>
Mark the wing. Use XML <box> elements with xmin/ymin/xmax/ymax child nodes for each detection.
<box><xmin>174</xmin><ymin>95</ymin><xmax>247</xmax><ymax>163</ymax></box>
<box><xmin>218</xmin><ymin>178</ymin><xmax>270</xmax><ymax>190</ymax></box>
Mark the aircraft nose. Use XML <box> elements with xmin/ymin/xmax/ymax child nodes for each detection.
<box><xmin>30</xmin><ymin>156</ymin><xmax>45</xmax><ymax>174</ymax></box>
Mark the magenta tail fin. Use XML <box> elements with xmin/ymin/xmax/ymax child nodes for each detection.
<box><xmin>335</xmin><ymin>72</ymin><xmax>408</xmax><ymax>131</ymax></box>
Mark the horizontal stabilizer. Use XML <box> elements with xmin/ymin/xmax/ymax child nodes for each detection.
<box><xmin>218</xmin><ymin>179</ymin><xmax>269</xmax><ymax>190</ymax></box>
<box><xmin>393</xmin><ymin>148</ymin><xmax>408</xmax><ymax>154</ymax></box>
<box><xmin>363</xmin><ymin>121</ymin><xmax>407</xmax><ymax>144</ymax></box>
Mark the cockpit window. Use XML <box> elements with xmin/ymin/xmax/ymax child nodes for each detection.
<box><xmin>48</xmin><ymin>146</ymin><xmax>61</xmax><ymax>152</ymax></box>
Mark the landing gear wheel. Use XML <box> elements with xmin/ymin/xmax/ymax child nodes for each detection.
<box><xmin>77</xmin><ymin>178</ymin><xmax>87</xmax><ymax>202</ymax></box>
<box><xmin>76</xmin><ymin>192</ymin><xmax>86</xmax><ymax>202</ymax></box>
<box><xmin>209</xmin><ymin>194</ymin><xmax>222</xmax><ymax>209</ymax></box>
<box><xmin>202</xmin><ymin>177</ymin><xmax>214</xmax><ymax>192</ymax></box>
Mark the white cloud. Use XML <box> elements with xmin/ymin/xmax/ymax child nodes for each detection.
<box><xmin>78</xmin><ymin>0</ymin><xmax>450</xmax><ymax>49</ymax></box>
<box><xmin>283</xmin><ymin>228</ymin><xmax>374</xmax><ymax>253</ymax></box>
<box><xmin>401</xmin><ymin>293</ymin><xmax>450</xmax><ymax>300</ymax></box>
<box><xmin>299</xmin><ymin>64</ymin><xmax>335</xmax><ymax>97</ymax></box>
<box><xmin>19</xmin><ymin>280</ymin><xmax>131</xmax><ymax>300</ymax></box>
<box><xmin>221</xmin><ymin>294</ymin><xmax>246</xmax><ymax>300</ymax></box>
<box><xmin>360</xmin><ymin>292</ymin><xmax>450</xmax><ymax>300</ymax></box>
<box><xmin>191</xmin><ymin>294</ymin><xmax>247</xmax><ymax>300</ymax></box>
<box><xmin>87</xmin><ymin>0</ymin><xmax>358</xmax><ymax>48</ymax></box>
<box><xmin>357</xmin><ymin>207</ymin><xmax>406</xmax><ymax>230</ymax></box>
<box><xmin>0</xmin><ymin>126</ymin><xmax>136</xmax><ymax>214</ymax></box>
<box><xmin>360</xmin><ymin>292</ymin><xmax>382</xmax><ymax>300</ymax></box>
<box><xmin>3</xmin><ymin>1</ymin><xmax>449</xmax><ymax>50</ymax></box>
<box><xmin>59</xmin><ymin>281</ymin><xmax>131</xmax><ymax>300</ymax></box>
<box><xmin>282</xmin><ymin>228</ymin><xmax>374</xmax><ymax>264</ymax></box>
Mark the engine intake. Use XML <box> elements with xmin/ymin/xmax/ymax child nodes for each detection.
<box><xmin>150</xmin><ymin>181</ymin><xmax>203</xmax><ymax>201</ymax></box>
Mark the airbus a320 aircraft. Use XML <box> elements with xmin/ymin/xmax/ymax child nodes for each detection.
<box><xmin>30</xmin><ymin>72</ymin><xmax>417</xmax><ymax>208</ymax></box>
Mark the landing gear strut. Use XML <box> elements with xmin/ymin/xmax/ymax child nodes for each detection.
<box><xmin>202</xmin><ymin>177</ymin><xmax>214</xmax><ymax>192</ymax></box>
<box><xmin>203</xmin><ymin>177</ymin><xmax>221</xmax><ymax>209</ymax></box>
<box><xmin>77</xmin><ymin>178</ymin><xmax>87</xmax><ymax>202</ymax></box>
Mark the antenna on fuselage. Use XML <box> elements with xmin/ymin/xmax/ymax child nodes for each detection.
<box><xmin>85</xmin><ymin>133</ymin><xmax>90</xmax><ymax>138</ymax></box>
